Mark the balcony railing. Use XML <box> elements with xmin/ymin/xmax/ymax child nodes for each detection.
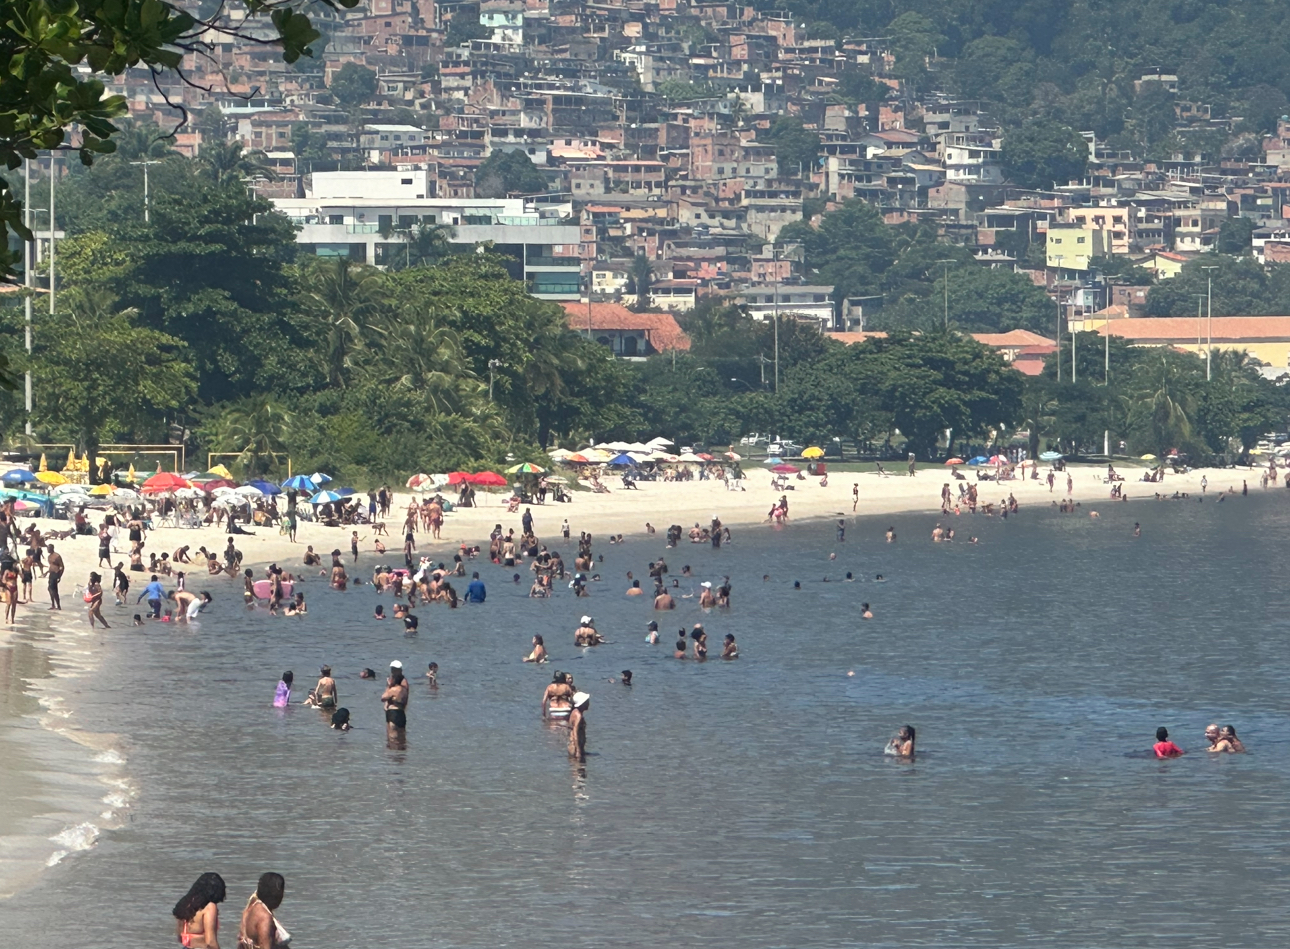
<box><xmin>526</xmin><ymin>256</ymin><xmax>581</xmax><ymax>268</ymax></box>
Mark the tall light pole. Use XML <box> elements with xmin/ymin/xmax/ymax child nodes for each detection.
<box><xmin>23</xmin><ymin>160</ymin><xmax>31</xmax><ymax>435</ymax></box>
<box><xmin>772</xmin><ymin>243</ymin><xmax>780</xmax><ymax>394</ymax></box>
<box><xmin>1053</xmin><ymin>256</ymin><xmax>1064</xmax><ymax>382</ymax></box>
<box><xmin>48</xmin><ymin>152</ymin><xmax>56</xmax><ymax>318</ymax></box>
<box><xmin>1195</xmin><ymin>294</ymin><xmax>1205</xmax><ymax>361</ymax></box>
<box><xmin>935</xmin><ymin>258</ymin><xmax>956</xmax><ymax>330</ymax></box>
<box><xmin>1201</xmin><ymin>264</ymin><xmax>1218</xmax><ymax>381</ymax></box>
<box><xmin>130</xmin><ymin>159</ymin><xmax>162</xmax><ymax>223</ymax></box>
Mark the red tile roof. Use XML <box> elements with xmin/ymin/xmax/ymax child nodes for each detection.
<box><xmin>560</xmin><ymin>302</ymin><xmax>691</xmax><ymax>352</ymax></box>
<box><xmin>1097</xmin><ymin>316</ymin><xmax>1290</xmax><ymax>341</ymax></box>
<box><xmin>971</xmin><ymin>329</ymin><xmax>1057</xmax><ymax>347</ymax></box>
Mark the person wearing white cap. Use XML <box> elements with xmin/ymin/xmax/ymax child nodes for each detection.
<box><xmin>698</xmin><ymin>581</ymin><xmax>715</xmax><ymax>608</ymax></box>
<box><xmin>574</xmin><ymin>616</ymin><xmax>603</xmax><ymax>646</ymax></box>
<box><xmin>568</xmin><ymin>692</ymin><xmax>590</xmax><ymax>762</ymax></box>
<box><xmin>381</xmin><ymin>660</ymin><xmax>409</xmax><ymax>740</ymax></box>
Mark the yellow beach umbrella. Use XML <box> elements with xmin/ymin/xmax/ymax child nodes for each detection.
<box><xmin>89</xmin><ymin>483</ymin><xmax>116</xmax><ymax>496</ymax></box>
<box><xmin>801</xmin><ymin>446</ymin><xmax>825</xmax><ymax>459</ymax></box>
<box><xmin>36</xmin><ymin>470</ymin><xmax>67</xmax><ymax>485</ymax></box>
<box><xmin>1140</xmin><ymin>453</ymin><xmax>1157</xmax><ymax>460</ymax></box>
<box><xmin>38</xmin><ymin>453</ymin><xmax>47</xmax><ymax>472</ymax></box>
<box><xmin>208</xmin><ymin>464</ymin><xmax>234</xmax><ymax>479</ymax></box>
<box><xmin>127</xmin><ymin>463</ymin><xmax>136</xmax><ymax>482</ymax></box>
<box><xmin>65</xmin><ymin>447</ymin><xmax>75</xmax><ymax>469</ymax></box>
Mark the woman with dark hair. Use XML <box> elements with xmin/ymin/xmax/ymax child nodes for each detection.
<box><xmin>273</xmin><ymin>672</ymin><xmax>293</xmax><ymax>708</ymax></box>
<box><xmin>885</xmin><ymin>725</ymin><xmax>916</xmax><ymax>757</ymax></box>
<box><xmin>172</xmin><ymin>871</ymin><xmax>226</xmax><ymax>948</ymax></box>
<box><xmin>238</xmin><ymin>872</ymin><xmax>289</xmax><ymax>949</ymax></box>
<box><xmin>523</xmin><ymin>634</ymin><xmax>547</xmax><ymax>663</ymax></box>
<box><xmin>86</xmin><ymin>571</ymin><xmax>109</xmax><ymax>629</ymax></box>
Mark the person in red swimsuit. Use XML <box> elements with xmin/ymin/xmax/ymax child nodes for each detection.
<box><xmin>173</xmin><ymin>872</ymin><xmax>225</xmax><ymax>947</ymax></box>
<box><xmin>1153</xmin><ymin>726</ymin><xmax>1185</xmax><ymax>758</ymax></box>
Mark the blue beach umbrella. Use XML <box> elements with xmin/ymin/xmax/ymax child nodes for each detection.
<box><xmin>310</xmin><ymin>489</ymin><xmax>345</xmax><ymax>505</ymax></box>
<box><xmin>248</xmin><ymin>479</ymin><xmax>282</xmax><ymax>495</ymax></box>
<box><xmin>1038</xmin><ymin>451</ymin><xmax>1064</xmax><ymax>462</ymax></box>
<box><xmin>1</xmin><ymin>468</ymin><xmax>36</xmax><ymax>484</ymax></box>
<box><xmin>608</xmin><ymin>453</ymin><xmax>637</xmax><ymax>466</ymax></box>
<box><xmin>334</xmin><ymin>487</ymin><xmax>357</xmax><ymax>497</ymax></box>
<box><xmin>281</xmin><ymin>474</ymin><xmax>314</xmax><ymax>491</ymax></box>
<box><xmin>309</xmin><ymin>472</ymin><xmax>333</xmax><ymax>485</ymax></box>
<box><xmin>967</xmin><ymin>456</ymin><xmax>989</xmax><ymax>466</ymax></box>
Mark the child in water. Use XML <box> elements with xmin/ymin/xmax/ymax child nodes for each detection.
<box><xmin>273</xmin><ymin>671</ymin><xmax>293</xmax><ymax>708</ymax></box>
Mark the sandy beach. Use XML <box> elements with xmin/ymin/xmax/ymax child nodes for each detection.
<box><xmin>17</xmin><ymin>461</ymin><xmax>1267</xmax><ymax>600</ymax></box>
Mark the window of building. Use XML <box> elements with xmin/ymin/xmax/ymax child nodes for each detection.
<box><xmin>328</xmin><ymin>215</ymin><xmax>344</xmax><ymax>225</ymax></box>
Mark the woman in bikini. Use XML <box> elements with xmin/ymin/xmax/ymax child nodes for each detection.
<box><xmin>238</xmin><ymin>872</ymin><xmax>289</xmax><ymax>949</ymax></box>
<box><xmin>172</xmin><ymin>871</ymin><xmax>226</xmax><ymax>948</ymax></box>
<box><xmin>86</xmin><ymin>571</ymin><xmax>110</xmax><ymax>628</ymax></box>
<box><xmin>541</xmin><ymin>670</ymin><xmax>574</xmax><ymax>721</ymax></box>
<box><xmin>3</xmin><ymin>560</ymin><xmax>18</xmax><ymax>623</ymax></box>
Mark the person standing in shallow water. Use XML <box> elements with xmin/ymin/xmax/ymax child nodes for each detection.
<box><xmin>172</xmin><ymin>871</ymin><xmax>225</xmax><ymax>948</ymax></box>
<box><xmin>568</xmin><ymin>692</ymin><xmax>590</xmax><ymax>761</ymax></box>
<box><xmin>237</xmin><ymin>872</ymin><xmax>289</xmax><ymax>949</ymax></box>
<box><xmin>382</xmin><ymin>661</ymin><xmax>409</xmax><ymax>739</ymax></box>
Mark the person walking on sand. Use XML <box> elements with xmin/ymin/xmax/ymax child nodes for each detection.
<box><xmin>86</xmin><ymin>572</ymin><xmax>110</xmax><ymax>628</ymax></box>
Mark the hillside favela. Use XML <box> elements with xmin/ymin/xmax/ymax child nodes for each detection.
<box><xmin>0</xmin><ymin>0</ymin><xmax>1289</xmax><ymax>946</ymax></box>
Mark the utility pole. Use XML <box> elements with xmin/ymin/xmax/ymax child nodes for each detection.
<box><xmin>936</xmin><ymin>259</ymin><xmax>956</xmax><ymax>330</ymax></box>
<box><xmin>23</xmin><ymin>160</ymin><xmax>31</xmax><ymax>435</ymax></box>
<box><xmin>48</xmin><ymin>152</ymin><xmax>55</xmax><ymax>318</ymax></box>
<box><xmin>1202</xmin><ymin>264</ymin><xmax>1218</xmax><ymax>381</ymax></box>
<box><xmin>1053</xmin><ymin>256</ymin><xmax>1063</xmax><ymax>383</ymax></box>
<box><xmin>772</xmin><ymin>243</ymin><xmax>780</xmax><ymax>394</ymax></box>
<box><xmin>130</xmin><ymin>159</ymin><xmax>161</xmax><ymax>223</ymax></box>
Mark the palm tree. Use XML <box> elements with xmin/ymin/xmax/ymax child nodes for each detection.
<box><xmin>303</xmin><ymin>257</ymin><xmax>386</xmax><ymax>387</ymax></box>
<box><xmin>1126</xmin><ymin>351</ymin><xmax>1199</xmax><ymax>455</ymax></box>
<box><xmin>215</xmin><ymin>398</ymin><xmax>294</xmax><ymax>477</ymax></box>
<box><xmin>1020</xmin><ymin>380</ymin><xmax>1060</xmax><ymax>459</ymax></box>
<box><xmin>198</xmin><ymin>141</ymin><xmax>279</xmax><ymax>186</ymax></box>
<box><xmin>366</xmin><ymin>309</ymin><xmax>483</xmax><ymax>413</ymax></box>
<box><xmin>392</xmin><ymin>223</ymin><xmax>457</xmax><ymax>270</ymax></box>
<box><xmin>628</xmin><ymin>254</ymin><xmax>654</xmax><ymax>311</ymax></box>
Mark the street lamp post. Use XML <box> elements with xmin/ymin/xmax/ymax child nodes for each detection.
<box><xmin>935</xmin><ymin>258</ymin><xmax>956</xmax><ymax>330</ymax></box>
<box><xmin>48</xmin><ymin>152</ymin><xmax>55</xmax><ymax>318</ymax></box>
<box><xmin>1053</xmin><ymin>256</ymin><xmax>1064</xmax><ymax>382</ymax></box>
<box><xmin>772</xmin><ymin>244</ymin><xmax>780</xmax><ymax>394</ymax></box>
<box><xmin>23</xmin><ymin>160</ymin><xmax>31</xmax><ymax>435</ymax></box>
<box><xmin>129</xmin><ymin>159</ymin><xmax>162</xmax><ymax>223</ymax></box>
<box><xmin>1201</xmin><ymin>264</ymin><xmax>1218</xmax><ymax>381</ymax></box>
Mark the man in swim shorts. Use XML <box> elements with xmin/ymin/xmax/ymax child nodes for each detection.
<box><xmin>308</xmin><ymin>666</ymin><xmax>338</xmax><ymax>709</ymax></box>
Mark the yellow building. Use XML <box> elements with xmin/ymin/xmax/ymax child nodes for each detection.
<box><xmin>1047</xmin><ymin>224</ymin><xmax>1108</xmax><ymax>271</ymax></box>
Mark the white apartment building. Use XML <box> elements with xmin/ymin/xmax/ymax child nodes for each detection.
<box><xmin>274</xmin><ymin>170</ymin><xmax>584</xmax><ymax>299</ymax></box>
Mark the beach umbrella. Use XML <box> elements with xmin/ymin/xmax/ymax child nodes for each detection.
<box><xmin>141</xmin><ymin>472</ymin><xmax>192</xmax><ymax>494</ymax></box>
<box><xmin>52</xmin><ymin>483</ymin><xmax>88</xmax><ymax>495</ymax></box>
<box><xmin>583</xmin><ymin>448</ymin><xmax>613</xmax><ymax>463</ymax></box>
<box><xmin>214</xmin><ymin>494</ymin><xmax>249</xmax><ymax>507</ymax></box>
<box><xmin>763</xmin><ymin>456</ymin><xmax>783</xmax><ymax>466</ymax></box>
<box><xmin>175</xmin><ymin>487</ymin><xmax>205</xmax><ymax>499</ymax></box>
<box><xmin>311</xmin><ymin>490</ymin><xmax>345</xmax><ymax>505</ymax></box>
<box><xmin>88</xmin><ymin>483</ymin><xmax>116</xmax><ymax>496</ymax></box>
<box><xmin>431</xmin><ymin>474</ymin><xmax>450</xmax><ymax>487</ymax></box>
<box><xmin>1</xmin><ymin>469</ymin><xmax>36</xmax><ymax>484</ymax></box>
<box><xmin>565</xmin><ymin>453</ymin><xmax>590</xmax><ymax>464</ymax></box>
<box><xmin>1140</xmin><ymin>453</ymin><xmax>1157</xmax><ymax>460</ymax></box>
<box><xmin>988</xmin><ymin>455</ymin><xmax>1005</xmax><ymax>465</ymax></box>
<box><xmin>248</xmin><ymin>479</ymin><xmax>282</xmax><ymax>495</ymax></box>
<box><xmin>944</xmin><ymin>458</ymin><xmax>965</xmax><ymax>465</ymax></box>
<box><xmin>1038</xmin><ymin>451</ymin><xmax>1063</xmax><ymax>462</ymax></box>
<box><xmin>468</xmin><ymin>471</ymin><xmax>508</xmax><ymax>487</ymax></box>
<box><xmin>506</xmin><ymin>462</ymin><xmax>547</xmax><ymax>474</ymax></box>
<box><xmin>234</xmin><ymin>484</ymin><xmax>265</xmax><ymax>498</ymax></box>
<box><xmin>771</xmin><ymin>463</ymin><xmax>800</xmax><ymax>474</ymax></box>
<box><xmin>113</xmin><ymin>487</ymin><xmax>140</xmax><ymax>500</ymax></box>
<box><xmin>801</xmin><ymin>446</ymin><xmax>825</xmax><ymax>459</ymax></box>
<box><xmin>646</xmin><ymin>437</ymin><xmax>674</xmax><ymax>447</ymax></box>
<box><xmin>545</xmin><ymin>475</ymin><xmax>569</xmax><ymax>484</ymax></box>
<box><xmin>447</xmin><ymin>471</ymin><xmax>471</xmax><ymax>485</ymax></box>
<box><xmin>696</xmin><ymin>453</ymin><xmax>714</xmax><ymax>461</ymax></box>
<box><xmin>627</xmin><ymin>442</ymin><xmax>652</xmax><ymax>452</ymax></box>
<box><xmin>967</xmin><ymin>456</ymin><xmax>989</xmax><ymax>466</ymax></box>
<box><xmin>309</xmin><ymin>472</ymin><xmax>333</xmax><ymax>485</ymax></box>
<box><xmin>35</xmin><ymin>470</ymin><xmax>67</xmax><ymax>485</ymax></box>
<box><xmin>407</xmin><ymin>473</ymin><xmax>433</xmax><ymax>489</ymax></box>
<box><xmin>676</xmin><ymin>452</ymin><xmax>703</xmax><ymax>463</ymax></box>
<box><xmin>281</xmin><ymin>474</ymin><xmax>314</xmax><ymax>491</ymax></box>
<box><xmin>607</xmin><ymin>453</ymin><xmax>637</xmax><ymax>466</ymax></box>
<box><xmin>201</xmin><ymin>478</ymin><xmax>238</xmax><ymax>493</ymax></box>
<box><xmin>335</xmin><ymin>487</ymin><xmax>357</xmax><ymax>497</ymax></box>
<box><xmin>547</xmin><ymin>448</ymin><xmax>573</xmax><ymax>460</ymax></box>
<box><xmin>724</xmin><ymin>451</ymin><xmax>742</xmax><ymax>460</ymax></box>
<box><xmin>212</xmin><ymin>485</ymin><xmax>239</xmax><ymax>497</ymax></box>
<box><xmin>207</xmin><ymin>464</ymin><xmax>234</xmax><ymax>479</ymax></box>
<box><xmin>37</xmin><ymin>454</ymin><xmax>47</xmax><ymax>472</ymax></box>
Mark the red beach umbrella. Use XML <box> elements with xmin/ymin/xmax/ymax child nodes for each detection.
<box><xmin>468</xmin><ymin>471</ymin><xmax>508</xmax><ymax>487</ymax></box>
<box><xmin>140</xmin><ymin>472</ymin><xmax>193</xmax><ymax>494</ymax></box>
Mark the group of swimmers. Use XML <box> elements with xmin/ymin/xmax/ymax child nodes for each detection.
<box><xmin>1154</xmin><ymin>724</ymin><xmax>1247</xmax><ymax>757</ymax></box>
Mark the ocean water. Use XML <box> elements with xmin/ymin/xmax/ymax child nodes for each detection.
<box><xmin>1</xmin><ymin>492</ymin><xmax>1289</xmax><ymax>946</ymax></box>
